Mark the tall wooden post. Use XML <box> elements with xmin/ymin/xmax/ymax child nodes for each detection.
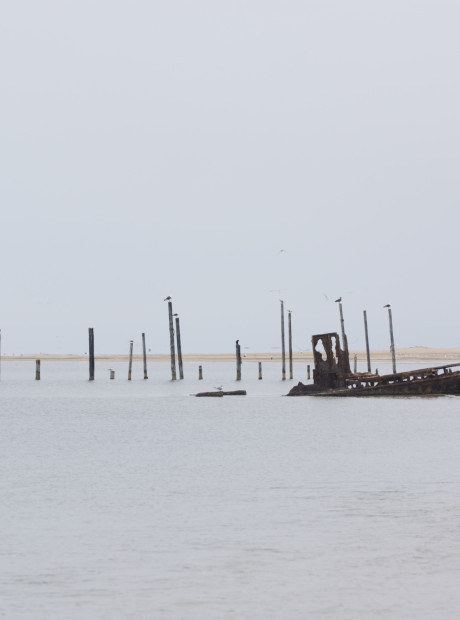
<box><xmin>168</xmin><ymin>300</ymin><xmax>177</xmax><ymax>380</ymax></box>
<box><xmin>288</xmin><ymin>309</ymin><xmax>293</xmax><ymax>380</ymax></box>
<box><xmin>236</xmin><ymin>340</ymin><xmax>242</xmax><ymax>381</ymax></box>
<box><xmin>142</xmin><ymin>332</ymin><xmax>148</xmax><ymax>379</ymax></box>
<box><xmin>128</xmin><ymin>340</ymin><xmax>133</xmax><ymax>380</ymax></box>
<box><xmin>258</xmin><ymin>361</ymin><xmax>262</xmax><ymax>380</ymax></box>
<box><xmin>281</xmin><ymin>300</ymin><xmax>286</xmax><ymax>380</ymax></box>
<box><xmin>198</xmin><ymin>365</ymin><xmax>203</xmax><ymax>380</ymax></box>
<box><xmin>88</xmin><ymin>327</ymin><xmax>95</xmax><ymax>381</ymax></box>
<box><xmin>307</xmin><ymin>364</ymin><xmax>311</xmax><ymax>380</ymax></box>
<box><xmin>35</xmin><ymin>359</ymin><xmax>40</xmax><ymax>380</ymax></box>
<box><xmin>175</xmin><ymin>316</ymin><xmax>184</xmax><ymax>380</ymax></box>
<box><xmin>353</xmin><ymin>354</ymin><xmax>357</xmax><ymax>373</ymax></box>
<box><xmin>387</xmin><ymin>306</ymin><xmax>397</xmax><ymax>373</ymax></box>
<box><xmin>363</xmin><ymin>310</ymin><xmax>371</xmax><ymax>373</ymax></box>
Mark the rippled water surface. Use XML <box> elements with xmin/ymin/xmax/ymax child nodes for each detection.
<box><xmin>2</xmin><ymin>360</ymin><xmax>460</xmax><ymax>619</ymax></box>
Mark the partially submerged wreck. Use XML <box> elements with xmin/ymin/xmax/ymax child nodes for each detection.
<box><xmin>288</xmin><ymin>332</ymin><xmax>460</xmax><ymax>396</ymax></box>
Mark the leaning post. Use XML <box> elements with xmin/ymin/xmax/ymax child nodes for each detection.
<box><xmin>167</xmin><ymin>300</ymin><xmax>177</xmax><ymax>380</ymax></box>
<box><xmin>175</xmin><ymin>315</ymin><xmax>184</xmax><ymax>380</ymax></box>
<box><xmin>386</xmin><ymin>305</ymin><xmax>397</xmax><ymax>373</ymax></box>
<box><xmin>363</xmin><ymin>310</ymin><xmax>371</xmax><ymax>373</ymax></box>
<box><xmin>88</xmin><ymin>327</ymin><xmax>95</xmax><ymax>381</ymax></box>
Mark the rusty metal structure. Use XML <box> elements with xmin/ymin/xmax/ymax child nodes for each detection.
<box><xmin>289</xmin><ymin>332</ymin><xmax>460</xmax><ymax>397</ymax></box>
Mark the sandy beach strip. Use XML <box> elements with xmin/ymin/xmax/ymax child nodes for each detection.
<box><xmin>2</xmin><ymin>348</ymin><xmax>460</xmax><ymax>363</ymax></box>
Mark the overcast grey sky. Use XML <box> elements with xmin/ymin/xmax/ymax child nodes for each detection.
<box><xmin>1</xmin><ymin>0</ymin><xmax>459</xmax><ymax>354</ymax></box>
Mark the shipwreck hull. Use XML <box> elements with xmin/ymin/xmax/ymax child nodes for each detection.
<box><xmin>288</xmin><ymin>369</ymin><xmax>460</xmax><ymax>397</ymax></box>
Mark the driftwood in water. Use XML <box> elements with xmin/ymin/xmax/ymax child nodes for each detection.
<box><xmin>196</xmin><ymin>391</ymin><xmax>224</xmax><ymax>397</ymax></box>
<box><xmin>195</xmin><ymin>390</ymin><xmax>247</xmax><ymax>397</ymax></box>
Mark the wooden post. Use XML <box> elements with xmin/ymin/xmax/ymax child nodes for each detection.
<box><xmin>258</xmin><ymin>361</ymin><xmax>262</xmax><ymax>380</ymax></box>
<box><xmin>307</xmin><ymin>364</ymin><xmax>311</xmax><ymax>380</ymax></box>
<box><xmin>280</xmin><ymin>300</ymin><xmax>286</xmax><ymax>380</ymax></box>
<box><xmin>236</xmin><ymin>340</ymin><xmax>242</xmax><ymax>381</ymax></box>
<box><xmin>387</xmin><ymin>306</ymin><xmax>397</xmax><ymax>373</ymax></box>
<box><xmin>363</xmin><ymin>310</ymin><xmax>371</xmax><ymax>373</ymax></box>
<box><xmin>0</xmin><ymin>328</ymin><xmax>2</xmax><ymax>380</ymax></box>
<box><xmin>88</xmin><ymin>327</ymin><xmax>95</xmax><ymax>381</ymax></box>
<box><xmin>198</xmin><ymin>365</ymin><xmax>203</xmax><ymax>380</ymax></box>
<box><xmin>128</xmin><ymin>340</ymin><xmax>133</xmax><ymax>380</ymax></box>
<box><xmin>109</xmin><ymin>369</ymin><xmax>115</xmax><ymax>380</ymax></box>
<box><xmin>142</xmin><ymin>332</ymin><xmax>148</xmax><ymax>379</ymax></box>
<box><xmin>35</xmin><ymin>359</ymin><xmax>40</xmax><ymax>380</ymax></box>
<box><xmin>168</xmin><ymin>301</ymin><xmax>177</xmax><ymax>380</ymax></box>
<box><xmin>353</xmin><ymin>354</ymin><xmax>357</xmax><ymax>373</ymax></box>
<box><xmin>288</xmin><ymin>309</ymin><xmax>293</xmax><ymax>380</ymax></box>
<box><xmin>175</xmin><ymin>316</ymin><xmax>184</xmax><ymax>380</ymax></box>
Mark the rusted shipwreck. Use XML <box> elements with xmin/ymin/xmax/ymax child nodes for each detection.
<box><xmin>288</xmin><ymin>332</ymin><xmax>460</xmax><ymax>396</ymax></box>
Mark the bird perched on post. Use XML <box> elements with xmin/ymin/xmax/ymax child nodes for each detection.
<box><xmin>164</xmin><ymin>296</ymin><xmax>171</xmax><ymax>301</ymax></box>
<box><xmin>383</xmin><ymin>304</ymin><xmax>390</xmax><ymax>308</ymax></box>
<box><xmin>335</xmin><ymin>297</ymin><xmax>342</xmax><ymax>303</ymax></box>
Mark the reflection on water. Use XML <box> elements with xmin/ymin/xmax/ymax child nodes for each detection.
<box><xmin>2</xmin><ymin>361</ymin><xmax>460</xmax><ymax>619</ymax></box>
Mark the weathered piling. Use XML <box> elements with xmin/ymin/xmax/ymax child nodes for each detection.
<box><xmin>288</xmin><ymin>309</ymin><xmax>293</xmax><ymax>380</ymax></box>
<box><xmin>386</xmin><ymin>305</ymin><xmax>397</xmax><ymax>373</ymax></box>
<box><xmin>142</xmin><ymin>332</ymin><xmax>148</xmax><ymax>380</ymax></box>
<box><xmin>307</xmin><ymin>364</ymin><xmax>311</xmax><ymax>380</ymax></box>
<box><xmin>338</xmin><ymin>301</ymin><xmax>350</xmax><ymax>361</ymax></box>
<box><xmin>128</xmin><ymin>340</ymin><xmax>133</xmax><ymax>380</ymax></box>
<box><xmin>109</xmin><ymin>369</ymin><xmax>115</xmax><ymax>380</ymax></box>
<box><xmin>354</xmin><ymin>354</ymin><xmax>357</xmax><ymax>373</ymax></box>
<box><xmin>175</xmin><ymin>315</ymin><xmax>184</xmax><ymax>380</ymax></box>
<box><xmin>258</xmin><ymin>361</ymin><xmax>262</xmax><ymax>380</ymax></box>
<box><xmin>88</xmin><ymin>327</ymin><xmax>95</xmax><ymax>381</ymax></box>
<box><xmin>236</xmin><ymin>340</ymin><xmax>242</xmax><ymax>381</ymax></box>
<box><xmin>35</xmin><ymin>359</ymin><xmax>40</xmax><ymax>380</ymax></box>
<box><xmin>198</xmin><ymin>365</ymin><xmax>203</xmax><ymax>380</ymax></box>
<box><xmin>280</xmin><ymin>300</ymin><xmax>286</xmax><ymax>380</ymax></box>
<box><xmin>167</xmin><ymin>300</ymin><xmax>177</xmax><ymax>380</ymax></box>
<box><xmin>363</xmin><ymin>310</ymin><xmax>371</xmax><ymax>373</ymax></box>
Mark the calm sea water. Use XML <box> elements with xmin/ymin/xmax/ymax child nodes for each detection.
<box><xmin>2</xmin><ymin>360</ymin><xmax>460</xmax><ymax>619</ymax></box>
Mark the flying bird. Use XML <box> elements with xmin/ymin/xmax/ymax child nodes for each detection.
<box><xmin>164</xmin><ymin>296</ymin><xmax>171</xmax><ymax>301</ymax></box>
<box><xmin>335</xmin><ymin>297</ymin><xmax>342</xmax><ymax>303</ymax></box>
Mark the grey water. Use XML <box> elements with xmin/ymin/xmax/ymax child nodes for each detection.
<box><xmin>2</xmin><ymin>360</ymin><xmax>460</xmax><ymax>619</ymax></box>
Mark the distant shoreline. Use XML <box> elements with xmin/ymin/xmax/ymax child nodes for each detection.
<box><xmin>2</xmin><ymin>348</ymin><xmax>460</xmax><ymax>363</ymax></box>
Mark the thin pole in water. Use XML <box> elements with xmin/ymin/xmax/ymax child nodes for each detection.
<box><xmin>89</xmin><ymin>327</ymin><xmax>95</xmax><ymax>381</ymax></box>
<box><xmin>288</xmin><ymin>309</ymin><xmax>293</xmax><ymax>380</ymax></box>
<box><xmin>280</xmin><ymin>300</ymin><xmax>286</xmax><ymax>380</ymax></box>
<box><xmin>142</xmin><ymin>332</ymin><xmax>148</xmax><ymax>379</ymax></box>
<box><xmin>35</xmin><ymin>359</ymin><xmax>40</xmax><ymax>380</ymax></box>
<box><xmin>236</xmin><ymin>340</ymin><xmax>242</xmax><ymax>381</ymax></box>
<box><xmin>128</xmin><ymin>340</ymin><xmax>133</xmax><ymax>380</ymax></box>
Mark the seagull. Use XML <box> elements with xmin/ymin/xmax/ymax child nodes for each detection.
<box><xmin>236</xmin><ymin>339</ymin><xmax>239</xmax><ymax>345</ymax></box>
<box><xmin>335</xmin><ymin>297</ymin><xmax>342</xmax><ymax>303</ymax></box>
<box><xmin>173</xmin><ymin>313</ymin><xmax>179</xmax><ymax>316</ymax></box>
<box><xmin>383</xmin><ymin>304</ymin><xmax>390</xmax><ymax>308</ymax></box>
<box><xmin>164</xmin><ymin>296</ymin><xmax>171</xmax><ymax>301</ymax></box>
<box><xmin>214</xmin><ymin>386</ymin><xmax>223</xmax><ymax>391</ymax></box>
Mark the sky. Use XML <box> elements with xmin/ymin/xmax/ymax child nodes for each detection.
<box><xmin>1</xmin><ymin>0</ymin><xmax>460</xmax><ymax>355</ymax></box>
